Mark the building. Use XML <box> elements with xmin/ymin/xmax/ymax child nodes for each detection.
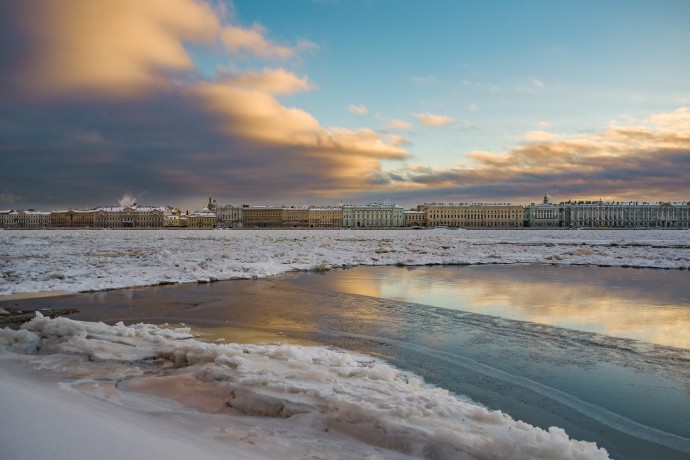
<box><xmin>206</xmin><ymin>197</ymin><xmax>218</xmax><ymax>214</ymax></box>
<box><xmin>0</xmin><ymin>210</ymin><xmax>18</xmax><ymax>228</ymax></box>
<box><xmin>308</xmin><ymin>207</ymin><xmax>343</xmax><ymax>228</ymax></box>
<box><xmin>282</xmin><ymin>207</ymin><xmax>310</xmax><ymax>228</ymax></box>
<box><xmin>342</xmin><ymin>204</ymin><xmax>405</xmax><ymax>228</ymax></box>
<box><xmin>403</xmin><ymin>210</ymin><xmax>426</xmax><ymax>227</ymax></box>
<box><xmin>526</xmin><ymin>194</ymin><xmax>560</xmax><ymax>228</ymax></box>
<box><xmin>50</xmin><ymin>210</ymin><xmax>96</xmax><ymax>228</ymax></box>
<box><xmin>93</xmin><ymin>206</ymin><xmax>165</xmax><ymax>228</ymax></box>
<box><xmin>422</xmin><ymin>203</ymin><xmax>524</xmax><ymax>228</ymax></box>
<box><xmin>562</xmin><ymin>200</ymin><xmax>690</xmax><ymax>229</ymax></box>
<box><xmin>163</xmin><ymin>215</ymin><xmax>187</xmax><ymax>227</ymax></box>
<box><xmin>216</xmin><ymin>204</ymin><xmax>243</xmax><ymax>228</ymax></box>
<box><xmin>187</xmin><ymin>208</ymin><xmax>217</xmax><ymax>228</ymax></box>
<box><xmin>17</xmin><ymin>211</ymin><xmax>51</xmax><ymax>228</ymax></box>
<box><xmin>241</xmin><ymin>206</ymin><xmax>284</xmax><ymax>228</ymax></box>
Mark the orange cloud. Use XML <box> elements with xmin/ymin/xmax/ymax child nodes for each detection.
<box><xmin>220</xmin><ymin>24</ymin><xmax>316</xmax><ymax>59</ymax></box>
<box><xmin>378</xmin><ymin>107</ymin><xmax>690</xmax><ymax>203</ymax></box>
<box><xmin>192</xmin><ymin>80</ymin><xmax>408</xmax><ymax>160</ymax></box>
<box><xmin>386</xmin><ymin>119</ymin><xmax>413</xmax><ymax>131</ymax></box>
<box><xmin>14</xmin><ymin>0</ymin><xmax>220</xmax><ymax>97</ymax></box>
<box><xmin>416</xmin><ymin>113</ymin><xmax>454</xmax><ymax>126</ymax></box>
<box><xmin>223</xmin><ymin>68</ymin><xmax>312</xmax><ymax>95</ymax></box>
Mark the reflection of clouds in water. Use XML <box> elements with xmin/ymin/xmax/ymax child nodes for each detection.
<box><xmin>323</xmin><ymin>266</ymin><xmax>690</xmax><ymax>349</ymax></box>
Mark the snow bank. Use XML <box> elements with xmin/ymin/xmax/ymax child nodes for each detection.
<box><xmin>1</xmin><ymin>228</ymin><xmax>688</xmax><ymax>295</ymax></box>
<box><xmin>0</xmin><ymin>314</ymin><xmax>609</xmax><ymax>460</ymax></box>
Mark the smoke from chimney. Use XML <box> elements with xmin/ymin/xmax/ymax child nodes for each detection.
<box><xmin>118</xmin><ymin>193</ymin><xmax>137</xmax><ymax>207</ymax></box>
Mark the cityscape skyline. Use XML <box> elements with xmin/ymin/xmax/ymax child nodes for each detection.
<box><xmin>2</xmin><ymin>0</ymin><xmax>690</xmax><ymax>211</ymax></box>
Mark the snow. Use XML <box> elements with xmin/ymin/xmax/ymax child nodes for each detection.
<box><xmin>2</xmin><ymin>228</ymin><xmax>686</xmax><ymax>458</ymax></box>
<box><xmin>1</xmin><ymin>228</ymin><xmax>688</xmax><ymax>296</ymax></box>
<box><xmin>0</xmin><ymin>313</ymin><xmax>610</xmax><ymax>460</ymax></box>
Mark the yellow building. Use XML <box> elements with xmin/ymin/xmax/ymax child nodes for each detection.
<box><xmin>308</xmin><ymin>207</ymin><xmax>343</xmax><ymax>228</ymax></box>
<box><xmin>163</xmin><ymin>215</ymin><xmax>187</xmax><ymax>227</ymax></box>
<box><xmin>50</xmin><ymin>210</ymin><xmax>96</xmax><ymax>228</ymax></box>
<box><xmin>403</xmin><ymin>210</ymin><xmax>426</xmax><ymax>227</ymax></box>
<box><xmin>282</xmin><ymin>207</ymin><xmax>310</xmax><ymax>228</ymax></box>
<box><xmin>242</xmin><ymin>206</ymin><xmax>283</xmax><ymax>228</ymax></box>
<box><xmin>187</xmin><ymin>208</ymin><xmax>217</xmax><ymax>228</ymax></box>
<box><xmin>422</xmin><ymin>203</ymin><xmax>524</xmax><ymax>228</ymax></box>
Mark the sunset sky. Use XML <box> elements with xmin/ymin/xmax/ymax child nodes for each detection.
<box><xmin>2</xmin><ymin>0</ymin><xmax>689</xmax><ymax>211</ymax></box>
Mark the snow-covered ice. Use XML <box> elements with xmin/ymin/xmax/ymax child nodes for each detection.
<box><xmin>2</xmin><ymin>228</ymin><xmax>687</xmax><ymax>458</ymax></box>
<box><xmin>1</xmin><ymin>228</ymin><xmax>688</xmax><ymax>296</ymax></box>
<box><xmin>0</xmin><ymin>313</ymin><xmax>610</xmax><ymax>460</ymax></box>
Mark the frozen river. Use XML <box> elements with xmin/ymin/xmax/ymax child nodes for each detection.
<box><xmin>4</xmin><ymin>264</ymin><xmax>689</xmax><ymax>460</ymax></box>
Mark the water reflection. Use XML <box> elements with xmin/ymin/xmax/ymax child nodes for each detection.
<box><xmin>290</xmin><ymin>265</ymin><xmax>690</xmax><ymax>349</ymax></box>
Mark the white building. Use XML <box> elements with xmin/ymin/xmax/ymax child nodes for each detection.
<box><xmin>18</xmin><ymin>211</ymin><xmax>51</xmax><ymax>228</ymax></box>
<box><xmin>526</xmin><ymin>194</ymin><xmax>560</xmax><ymax>228</ymax></box>
<box><xmin>0</xmin><ymin>210</ymin><xmax>18</xmax><ymax>228</ymax></box>
<box><xmin>563</xmin><ymin>201</ymin><xmax>690</xmax><ymax>229</ymax></box>
<box><xmin>342</xmin><ymin>204</ymin><xmax>404</xmax><ymax>228</ymax></box>
<box><xmin>216</xmin><ymin>204</ymin><xmax>243</xmax><ymax>228</ymax></box>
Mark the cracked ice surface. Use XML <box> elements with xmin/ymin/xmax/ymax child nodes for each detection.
<box><xmin>1</xmin><ymin>228</ymin><xmax>688</xmax><ymax>295</ymax></box>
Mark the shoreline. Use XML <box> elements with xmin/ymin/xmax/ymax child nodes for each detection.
<box><xmin>0</xmin><ymin>290</ymin><xmax>71</xmax><ymax>301</ymax></box>
<box><xmin>1</xmin><ymin>260</ymin><xmax>686</xmax><ymax>301</ymax></box>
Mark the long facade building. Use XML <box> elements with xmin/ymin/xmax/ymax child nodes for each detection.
<box><xmin>308</xmin><ymin>207</ymin><xmax>343</xmax><ymax>228</ymax></box>
<box><xmin>561</xmin><ymin>201</ymin><xmax>690</xmax><ymax>229</ymax></box>
<box><xmin>422</xmin><ymin>203</ymin><xmax>524</xmax><ymax>228</ymax></box>
<box><xmin>241</xmin><ymin>206</ymin><xmax>284</xmax><ymax>228</ymax></box>
<box><xmin>3</xmin><ymin>198</ymin><xmax>689</xmax><ymax>229</ymax></box>
<box><xmin>342</xmin><ymin>204</ymin><xmax>405</xmax><ymax>228</ymax></box>
<box><xmin>1</xmin><ymin>210</ymin><xmax>51</xmax><ymax>228</ymax></box>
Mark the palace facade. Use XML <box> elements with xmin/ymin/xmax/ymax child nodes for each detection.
<box><xmin>3</xmin><ymin>196</ymin><xmax>689</xmax><ymax>230</ymax></box>
<box><xmin>342</xmin><ymin>204</ymin><xmax>405</xmax><ymax>228</ymax></box>
<box><xmin>421</xmin><ymin>203</ymin><xmax>524</xmax><ymax>228</ymax></box>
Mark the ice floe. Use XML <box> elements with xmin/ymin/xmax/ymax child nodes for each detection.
<box><xmin>1</xmin><ymin>228</ymin><xmax>688</xmax><ymax>296</ymax></box>
<box><xmin>0</xmin><ymin>313</ymin><xmax>610</xmax><ymax>459</ymax></box>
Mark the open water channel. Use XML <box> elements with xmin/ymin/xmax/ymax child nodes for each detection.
<box><xmin>3</xmin><ymin>264</ymin><xmax>689</xmax><ymax>460</ymax></box>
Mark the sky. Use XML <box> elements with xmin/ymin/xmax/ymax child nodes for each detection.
<box><xmin>1</xmin><ymin>0</ymin><xmax>689</xmax><ymax>211</ymax></box>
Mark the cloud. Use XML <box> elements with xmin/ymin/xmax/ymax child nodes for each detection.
<box><xmin>522</xmin><ymin>131</ymin><xmax>557</xmax><ymax>142</ymax></box>
<box><xmin>1</xmin><ymin>0</ymin><xmax>220</xmax><ymax>98</ymax></box>
<box><xmin>386</xmin><ymin>119</ymin><xmax>413</xmax><ymax>131</ymax></box>
<box><xmin>0</xmin><ymin>1</ymin><xmax>407</xmax><ymax>209</ymax></box>
<box><xmin>221</xmin><ymin>23</ymin><xmax>293</xmax><ymax>59</ymax></box>
<box><xmin>382</xmin><ymin>107</ymin><xmax>690</xmax><ymax>204</ymax></box>
<box><xmin>223</xmin><ymin>68</ymin><xmax>312</xmax><ymax>95</ymax></box>
<box><xmin>468</xmin><ymin>104</ymin><xmax>480</xmax><ymax>112</ymax></box>
<box><xmin>0</xmin><ymin>191</ymin><xmax>22</xmax><ymax>208</ymax></box>
<box><xmin>3</xmin><ymin>1</ymin><xmax>687</xmax><ymax>209</ymax></box>
<box><xmin>220</xmin><ymin>23</ymin><xmax>317</xmax><ymax>60</ymax></box>
<box><xmin>416</xmin><ymin>113</ymin><xmax>455</xmax><ymax>127</ymax></box>
<box><xmin>192</xmin><ymin>80</ymin><xmax>405</xmax><ymax>159</ymax></box>
<box><xmin>348</xmin><ymin>104</ymin><xmax>369</xmax><ymax>116</ymax></box>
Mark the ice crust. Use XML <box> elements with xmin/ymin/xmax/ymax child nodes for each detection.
<box><xmin>0</xmin><ymin>313</ymin><xmax>610</xmax><ymax>460</ymax></box>
<box><xmin>1</xmin><ymin>228</ymin><xmax>689</xmax><ymax>295</ymax></box>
